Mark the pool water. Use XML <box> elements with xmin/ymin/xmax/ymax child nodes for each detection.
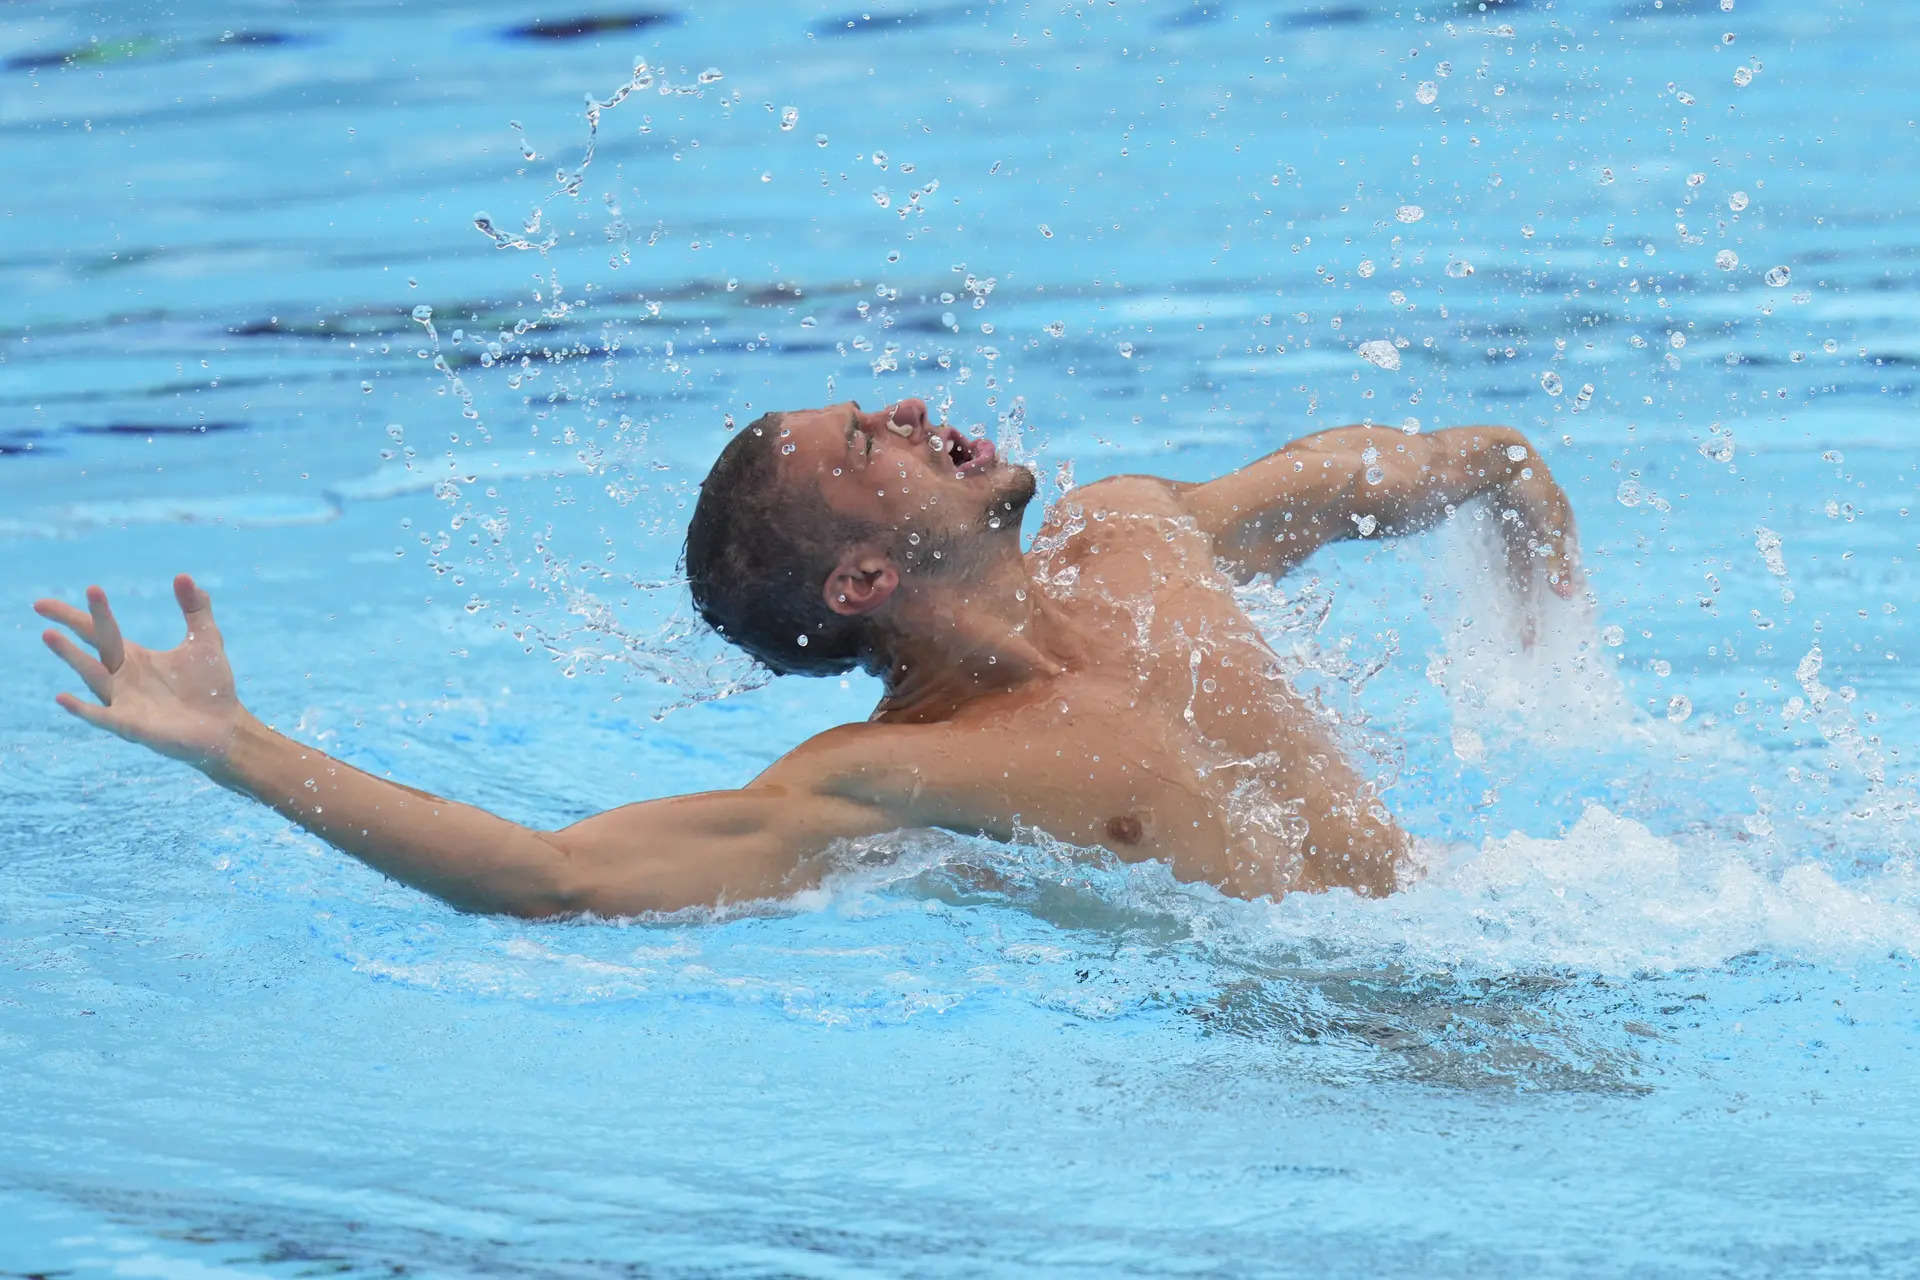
<box><xmin>5</xmin><ymin>0</ymin><xmax>1919</xmax><ymax>1273</ymax></box>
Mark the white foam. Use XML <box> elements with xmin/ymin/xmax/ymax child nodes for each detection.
<box><xmin>1254</xmin><ymin>804</ymin><xmax>1920</xmax><ymax>975</ymax></box>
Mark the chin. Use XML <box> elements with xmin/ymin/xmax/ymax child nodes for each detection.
<box><xmin>984</xmin><ymin>463</ymin><xmax>1037</xmax><ymax>529</ymax></box>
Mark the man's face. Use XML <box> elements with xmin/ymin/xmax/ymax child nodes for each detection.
<box><xmin>777</xmin><ymin>398</ymin><xmax>1036</xmax><ymax>568</ymax></box>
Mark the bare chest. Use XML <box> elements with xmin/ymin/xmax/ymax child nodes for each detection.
<box><xmin>944</xmin><ymin>502</ymin><xmax>1394</xmax><ymax>896</ymax></box>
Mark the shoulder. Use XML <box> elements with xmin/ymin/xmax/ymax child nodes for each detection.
<box><xmin>1069</xmin><ymin>473</ymin><xmax>1193</xmax><ymax>518</ymax></box>
<box><xmin>748</xmin><ymin>720</ymin><xmax>964</xmax><ymax>812</ymax></box>
<box><xmin>1031</xmin><ymin>474</ymin><xmax>1196</xmax><ymax>542</ymax></box>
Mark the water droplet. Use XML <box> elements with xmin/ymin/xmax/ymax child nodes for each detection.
<box><xmin>1601</xmin><ymin>624</ymin><xmax>1625</xmax><ymax>647</ymax></box>
<box><xmin>1364</xmin><ymin>465</ymin><xmax>1385</xmax><ymax>485</ymax></box>
<box><xmin>1764</xmin><ymin>265</ymin><xmax>1791</xmax><ymax>287</ymax></box>
<box><xmin>1732</xmin><ymin>65</ymin><xmax>1753</xmax><ymax>87</ymax></box>
<box><xmin>1670</xmin><ymin>331</ymin><xmax>1687</xmax><ymax>349</ymax></box>
<box><xmin>1715</xmin><ymin>248</ymin><xmax>1739</xmax><ymax>270</ymax></box>
<box><xmin>1045</xmin><ymin>321</ymin><xmax>1065</xmax><ymax>338</ymax></box>
<box><xmin>814</xmin><ymin>133</ymin><xmax>830</xmax><ymax>148</ymax></box>
<box><xmin>1394</xmin><ymin>204</ymin><xmax>1425</xmax><ymax>223</ymax></box>
<box><xmin>1038</xmin><ymin>223</ymin><xmax>1054</xmax><ymax>238</ymax></box>
<box><xmin>1357</xmin><ymin>339</ymin><xmax>1401</xmax><ymax>371</ymax></box>
<box><xmin>779</xmin><ymin>106</ymin><xmax>798</xmax><ymax>131</ymax></box>
<box><xmin>385</xmin><ymin>423</ymin><xmax>405</xmax><ymax>441</ymax></box>
<box><xmin>1445</xmin><ymin>258</ymin><xmax>1474</xmax><ymax>278</ymax></box>
<box><xmin>697</xmin><ymin>67</ymin><xmax>724</xmax><ymax>84</ymax></box>
<box><xmin>1598</xmin><ymin>167</ymin><xmax>1616</xmax><ymax>185</ymax></box>
<box><xmin>1118</xmin><ymin>341</ymin><xmax>1135</xmax><ymax>359</ymax></box>
<box><xmin>760</xmin><ymin>170</ymin><xmax>773</xmax><ymax>183</ymax></box>
<box><xmin>411</xmin><ymin>304</ymin><xmax>432</xmax><ymax>322</ymax></box>
<box><xmin>1729</xmin><ymin>190</ymin><xmax>1750</xmax><ymax>212</ymax></box>
<box><xmin>1822</xmin><ymin>338</ymin><xmax>1838</xmax><ymax>353</ymax></box>
<box><xmin>1616</xmin><ymin>479</ymin><xmax>1643</xmax><ymax>507</ymax></box>
<box><xmin>795</xmin><ymin>633</ymin><xmax>809</xmax><ymax>647</ymax></box>
<box><xmin>1414</xmin><ymin>81</ymin><xmax>1438</xmax><ymax>104</ymax></box>
<box><xmin>872</xmin><ymin>150</ymin><xmax>889</xmax><ymax>168</ymax></box>
<box><xmin>1539</xmin><ymin>370</ymin><xmax>1565</xmax><ymax>396</ymax></box>
<box><xmin>360</xmin><ymin>380</ymin><xmax>374</xmax><ymax>394</ymax></box>
<box><xmin>1666</xmin><ymin>695</ymin><xmax>1692</xmax><ymax>722</ymax></box>
<box><xmin>1572</xmin><ymin>383</ymin><xmax>1594</xmax><ymax>412</ymax></box>
<box><xmin>1357</xmin><ymin>259</ymin><xmax>1375</xmax><ymax>278</ymax></box>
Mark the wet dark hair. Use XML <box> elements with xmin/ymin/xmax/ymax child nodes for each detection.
<box><xmin>683</xmin><ymin>412</ymin><xmax>885</xmax><ymax>677</ymax></box>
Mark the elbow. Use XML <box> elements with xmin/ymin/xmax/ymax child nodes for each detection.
<box><xmin>479</xmin><ymin>835</ymin><xmax>596</xmax><ymax>920</ymax></box>
<box><xmin>514</xmin><ymin>833</ymin><xmax>677</xmax><ymax>920</ymax></box>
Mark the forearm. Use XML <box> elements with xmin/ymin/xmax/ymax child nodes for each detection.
<box><xmin>205</xmin><ymin>715</ymin><xmax>577</xmax><ymax>917</ymax></box>
<box><xmin>1307</xmin><ymin>423</ymin><xmax>1535</xmax><ymax>534</ymax></box>
<box><xmin>1187</xmin><ymin>423</ymin><xmax>1565</xmax><ymax>579</ymax></box>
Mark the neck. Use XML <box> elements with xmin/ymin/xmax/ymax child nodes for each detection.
<box><xmin>869</xmin><ymin>548</ymin><xmax>1075</xmax><ymax>720</ymax></box>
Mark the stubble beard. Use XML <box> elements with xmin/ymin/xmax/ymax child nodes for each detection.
<box><xmin>895</xmin><ymin>464</ymin><xmax>1038</xmax><ymax>580</ymax></box>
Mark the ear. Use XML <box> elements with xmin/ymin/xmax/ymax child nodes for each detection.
<box><xmin>822</xmin><ymin>546</ymin><xmax>899</xmax><ymax>617</ymax></box>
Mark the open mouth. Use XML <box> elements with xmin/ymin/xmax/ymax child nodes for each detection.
<box><xmin>939</xmin><ymin>426</ymin><xmax>997</xmax><ymax>477</ymax></box>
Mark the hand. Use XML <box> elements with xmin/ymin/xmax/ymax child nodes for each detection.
<box><xmin>36</xmin><ymin>574</ymin><xmax>251</xmax><ymax>769</ymax></box>
<box><xmin>1498</xmin><ymin>467</ymin><xmax>1583</xmax><ymax>648</ymax></box>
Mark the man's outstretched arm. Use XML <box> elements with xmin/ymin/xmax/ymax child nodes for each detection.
<box><xmin>35</xmin><ymin>576</ymin><xmax>897</xmax><ymax>917</ymax></box>
<box><xmin>1175</xmin><ymin>423</ymin><xmax>1580</xmax><ymax>596</ymax></box>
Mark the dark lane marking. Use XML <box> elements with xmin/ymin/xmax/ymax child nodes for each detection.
<box><xmin>1277</xmin><ymin>5</ymin><xmax>1371</xmax><ymax>30</ymax></box>
<box><xmin>7</xmin><ymin>32</ymin><xmax>308</xmax><ymax>73</ymax></box>
<box><xmin>503</xmin><ymin>12</ymin><xmax>680</xmax><ymax>42</ymax></box>
<box><xmin>71</xmin><ymin>422</ymin><xmax>249</xmax><ymax>436</ymax></box>
<box><xmin>809</xmin><ymin>6</ymin><xmax>972</xmax><ymax>38</ymax></box>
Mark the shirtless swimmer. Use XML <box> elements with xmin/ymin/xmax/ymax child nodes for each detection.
<box><xmin>34</xmin><ymin>398</ymin><xmax>1580</xmax><ymax>915</ymax></box>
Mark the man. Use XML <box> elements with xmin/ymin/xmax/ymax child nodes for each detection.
<box><xmin>35</xmin><ymin>398</ymin><xmax>1579</xmax><ymax>916</ymax></box>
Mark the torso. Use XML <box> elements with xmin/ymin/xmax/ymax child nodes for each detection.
<box><xmin>842</xmin><ymin>477</ymin><xmax>1406</xmax><ymax>900</ymax></box>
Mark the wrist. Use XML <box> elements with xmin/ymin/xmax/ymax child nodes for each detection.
<box><xmin>199</xmin><ymin>710</ymin><xmax>273</xmax><ymax>786</ymax></box>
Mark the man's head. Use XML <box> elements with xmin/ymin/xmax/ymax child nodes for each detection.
<box><xmin>684</xmin><ymin>398</ymin><xmax>1037</xmax><ymax>676</ymax></box>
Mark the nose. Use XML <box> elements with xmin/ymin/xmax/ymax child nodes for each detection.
<box><xmin>863</xmin><ymin>398</ymin><xmax>928</xmax><ymax>437</ymax></box>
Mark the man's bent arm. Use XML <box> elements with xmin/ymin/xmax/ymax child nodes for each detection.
<box><xmin>1175</xmin><ymin>424</ymin><xmax>1579</xmax><ymax>589</ymax></box>
<box><xmin>35</xmin><ymin>576</ymin><xmax>895</xmax><ymax>918</ymax></box>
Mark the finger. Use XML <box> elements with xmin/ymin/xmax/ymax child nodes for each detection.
<box><xmin>174</xmin><ymin>573</ymin><xmax>218</xmax><ymax>639</ymax></box>
<box><xmin>43</xmin><ymin>629</ymin><xmax>112</xmax><ymax>701</ymax></box>
<box><xmin>33</xmin><ymin>598</ymin><xmax>97</xmax><ymax>644</ymax></box>
<box><xmin>86</xmin><ymin>586</ymin><xmax>126</xmax><ymax>672</ymax></box>
<box><xmin>1549</xmin><ymin>535</ymin><xmax>1582</xmax><ymax>599</ymax></box>
<box><xmin>54</xmin><ymin>691</ymin><xmax>114</xmax><ymax>731</ymax></box>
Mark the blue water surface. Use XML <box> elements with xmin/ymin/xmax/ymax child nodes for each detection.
<box><xmin>4</xmin><ymin>0</ymin><xmax>1919</xmax><ymax>1274</ymax></box>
